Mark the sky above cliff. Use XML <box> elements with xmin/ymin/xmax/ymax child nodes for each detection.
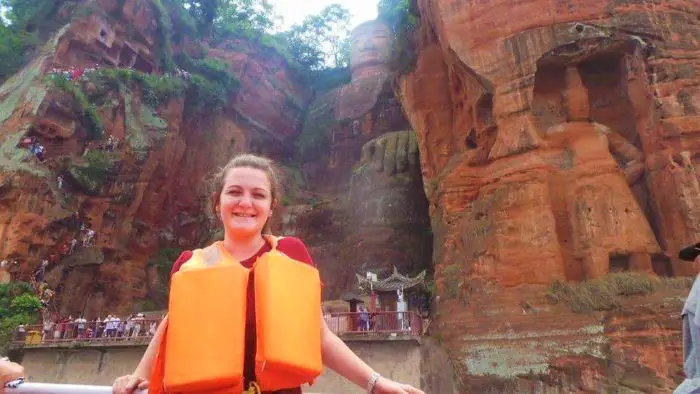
<box><xmin>269</xmin><ymin>0</ymin><xmax>378</xmax><ymax>30</ymax></box>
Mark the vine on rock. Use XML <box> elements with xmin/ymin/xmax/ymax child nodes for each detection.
<box><xmin>377</xmin><ymin>0</ymin><xmax>421</xmax><ymax>75</ymax></box>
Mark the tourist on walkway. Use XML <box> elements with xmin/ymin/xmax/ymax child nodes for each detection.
<box><xmin>131</xmin><ymin>313</ymin><xmax>144</xmax><ymax>337</ymax></box>
<box><xmin>93</xmin><ymin>317</ymin><xmax>103</xmax><ymax>338</ymax></box>
<box><xmin>112</xmin><ymin>154</ymin><xmax>424</xmax><ymax>394</ymax></box>
<box><xmin>359</xmin><ymin>305</ymin><xmax>370</xmax><ymax>331</ymax></box>
<box><xmin>75</xmin><ymin>316</ymin><xmax>87</xmax><ymax>338</ymax></box>
<box><xmin>42</xmin><ymin>319</ymin><xmax>53</xmax><ymax>341</ymax></box>
<box><xmin>116</xmin><ymin>317</ymin><xmax>124</xmax><ymax>338</ymax></box>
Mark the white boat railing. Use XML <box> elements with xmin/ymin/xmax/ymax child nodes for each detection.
<box><xmin>4</xmin><ymin>381</ymin><xmax>147</xmax><ymax>393</ymax></box>
<box><xmin>3</xmin><ymin>381</ymin><xmax>324</xmax><ymax>393</ymax></box>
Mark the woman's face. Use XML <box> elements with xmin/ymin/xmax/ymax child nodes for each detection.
<box><xmin>217</xmin><ymin>167</ymin><xmax>273</xmax><ymax>238</ymax></box>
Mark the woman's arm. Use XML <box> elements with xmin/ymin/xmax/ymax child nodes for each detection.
<box><xmin>132</xmin><ymin>315</ymin><xmax>168</xmax><ymax>378</ymax></box>
<box><xmin>320</xmin><ymin>313</ymin><xmax>375</xmax><ymax>388</ymax></box>
<box><xmin>113</xmin><ymin>316</ymin><xmax>168</xmax><ymax>393</ymax></box>
<box><xmin>319</xmin><ymin>314</ymin><xmax>424</xmax><ymax>394</ymax></box>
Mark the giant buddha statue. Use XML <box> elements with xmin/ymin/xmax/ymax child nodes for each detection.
<box><xmin>297</xmin><ymin>19</ymin><xmax>431</xmax><ymax>296</ymax></box>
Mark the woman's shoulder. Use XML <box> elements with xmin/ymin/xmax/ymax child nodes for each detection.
<box><xmin>169</xmin><ymin>250</ymin><xmax>194</xmax><ymax>277</ymax></box>
<box><xmin>275</xmin><ymin>236</ymin><xmax>314</xmax><ymax>266</ymax></box>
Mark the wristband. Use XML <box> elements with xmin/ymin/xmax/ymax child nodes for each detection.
<box><xmin>367</xmin><ymin>371</ymin><xmax>381</xmax><ymax>393</ymax></box>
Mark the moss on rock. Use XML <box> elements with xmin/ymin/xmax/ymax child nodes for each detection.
<box><xmin>66</xmin><ymin>150</ymin><xmax>118</xmax><ymax>195</ymax></box>
<box><xmin>123</xmin><ymin>88</ymin><xmax>168</xmax><ymax>160</ymax></box>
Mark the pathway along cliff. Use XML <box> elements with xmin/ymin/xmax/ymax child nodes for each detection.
<box><xmin>1</xmin><ymin>0</ymin><xmax>700</xmax><ymax>392</ymax></box>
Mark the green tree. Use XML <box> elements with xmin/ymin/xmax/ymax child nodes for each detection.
<box><xmin>175</xmin><ymin>0</ymin><xmax>275</xmax><ymax>39</ymax></box>
<box><xmin>175</xmin><ymin>0</ymin><xmax>220</xmax><ymax>35</ymax></box>
<box><xmin>9</xmin><ymin>293</ymin><xmax>41</xmax><ymax>315</ymax></box>
<box><xmin>0</xmin><ymin>24</ymin><xmax>28</xmax><ymax>81</ymax></box>
<box><xmin>0</xmin><ymin>282</ymin><xmax>41</xmax><ymax>353</ymax></box>
<box><xmin>214</xmin><ymin>0</ymin><xmax>275</xmax><ymax>38</ymax></box>
<box><xmin>279</xmin><ymin>4</ymin><xmax>352</xmax><ymax>71</ymax></box>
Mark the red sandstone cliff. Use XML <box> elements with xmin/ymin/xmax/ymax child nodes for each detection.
<box><xmin>397</xmin><ymin>0</ymin><xmax>700</xmax><ymax>391</ymax></box>
<box><xmin>0</xmin><ymin>0</ymin><xmax>311</xmax><ymax>316</ymax></box>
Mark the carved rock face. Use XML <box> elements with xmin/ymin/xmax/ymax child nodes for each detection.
<box><xmin>350</xmin><ymin>21</ymin><xmax>392</xmax><ymax>80</ymax></box>
<box><xmin>398</xmin><ymin>0</ymin><xmax>700</xmax><ymax>391</ymax></box>
<box><xmin>402</xmin><ymin>0</ymin><xmax>700</xmax><ymax>286</ymax></box>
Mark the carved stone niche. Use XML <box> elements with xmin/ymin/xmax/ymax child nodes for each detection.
<box><xmin>531</xmin><ymin>37</ymin><xmax>663</xmax><ymax>280</ymax></box>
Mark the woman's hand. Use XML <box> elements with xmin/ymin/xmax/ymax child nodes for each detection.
<box><xmin>0</xmin><ymin>359</ymin><xmax>23</xmax><ymax>392</ymax></box>
<box><xmin>374</xmin><ymin>377</ymin><xmax>425</xmax><ymax>394</ymax></box>
<box><xmin>112</xmin><ymin>374</ymin><xmax>148</xmax><ymax>394</ymax></box>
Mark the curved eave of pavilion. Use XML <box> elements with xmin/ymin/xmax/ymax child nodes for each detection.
<box><xmin>356</xmin><ymin>268</ymin><xmax>427</xmax><ymax>292</ymax></box>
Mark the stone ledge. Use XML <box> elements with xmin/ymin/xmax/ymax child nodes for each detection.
<box><xmin>12</xmin><ymin>334</ymin><xmax>423</xmax><ymax>350</ymax></box>
<box><xmin>11</xmin><ymin>339</ymin><xmax>150</xmax><ymax>350</ymax></box>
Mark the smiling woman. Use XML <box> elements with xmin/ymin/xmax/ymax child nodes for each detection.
<box><xmin>112</xmin><ymin>153</ymin><xmax>425</xmax><ymax>394</ymax></box>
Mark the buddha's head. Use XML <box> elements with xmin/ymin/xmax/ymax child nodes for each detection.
<box><xmin>350</xmin><ymin>20</ymin><xmax>392</xmax><ymax>79</ymax></box>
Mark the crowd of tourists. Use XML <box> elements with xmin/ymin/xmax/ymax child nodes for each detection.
<box><xmin>48</xmin><ymin>65</ymin><xmax>96</xmax><ymax>82</ymax></box>
<box><xmin>16</xmin><ymin>312</ymin><xmax>161</xmax><ymax>344</ymax></box>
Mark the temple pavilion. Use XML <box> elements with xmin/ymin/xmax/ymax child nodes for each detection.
<box><xmin>355</xmin><ymin>267</ymin><xmax>427</xmax><ymax>313</ymax></box>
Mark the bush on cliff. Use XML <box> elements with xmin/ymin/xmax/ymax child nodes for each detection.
<box><xmin>86</xmin><ymin>64</ymin><xmax>236</xmax><ymax>116</ymax></box>
<box><xmin>147</xmin><ymin>247</ymin><xmax>183</xmax><ymax>307</ymax></box>
<box><xmin>173</xmin><ymin>55</ymin><xmax>240</xmax><ymax>112</ymax></box>
<box><xmin>546</xmin><ymin>272</ymin><xmax>694</xmax><ymax>313</ymax></box>
<box><xmin>90</xmin><ymin>68</ymin><xmax>187</xmax><ymax>109</ymax></box>
<box><xmin>0</xmin><ymin>282</ymin><xmax>41</xmax><ymax>353</ymax></box>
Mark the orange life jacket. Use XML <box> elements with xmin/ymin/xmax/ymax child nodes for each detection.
<box><xmin>149</xmin><ymin>235</ymin><xmax>323</xmax><ymax>393</ymax></box>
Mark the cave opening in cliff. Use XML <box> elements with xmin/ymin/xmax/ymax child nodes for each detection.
<box><xmin>609</xmin><ymin>253</ymin><xmax>631</xmax><ymax>273</ymax></box>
